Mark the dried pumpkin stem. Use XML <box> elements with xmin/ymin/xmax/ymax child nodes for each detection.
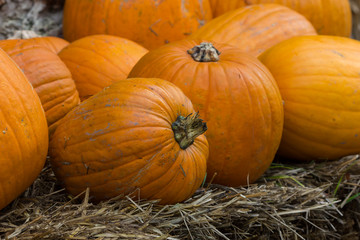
<box><xmin>187</xmin><ymin>42</ymin><xmax>220</xmax><ymax>62</ymax></box>
<box><xmin>172</xmin><ymin>112</ymin><xmax>207</xmax><ymax>150</ymax></box>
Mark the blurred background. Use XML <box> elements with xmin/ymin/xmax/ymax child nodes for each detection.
<box><xmin>352</xmin><ymin>0</ymin><xmax>360</xmax><ymax>39</ymax></box>
<box><xmin>0</xmin><ymin>0</ymin><xmax>359</xmax><ymax>40</ymax></box>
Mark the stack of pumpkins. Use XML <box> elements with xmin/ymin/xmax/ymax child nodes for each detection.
<box><xmin>1</xmin><ymin>0</ymin><xmax>358</xmax><ymax>210</ymax></box>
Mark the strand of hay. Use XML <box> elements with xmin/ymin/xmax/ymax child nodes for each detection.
<box><xmin>0</xmin><ymin>155</ymin><xmax>359</xmax><ymax>239</ymax></box>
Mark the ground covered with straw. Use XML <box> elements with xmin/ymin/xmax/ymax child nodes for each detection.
<box><xmin>1</xmin><ymin>155</ymin><xmax>359</xmax><ymax>240</ymax></box>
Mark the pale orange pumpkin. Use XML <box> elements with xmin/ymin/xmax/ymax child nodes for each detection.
<box><xmin>208</xmin><ymin>0</ymin><xmax>352</xmax><ymax>37</ymax></box>
<box><xmin>50</xmin><ymin>78</ymin><xmax>208</xmax><ymax>204</ymax></box>
<box><xmin>259</xmin><ymin>35</ymin><xmax>360</xmax><ymax>161</ymax></box>
<box><xmin>0</xmin><ymin>39</ymin><xmax>80</xmax><ymax>134</ymax></box>
<box><xmin>62</xmin><ymin>0</ymin><xmax>213</xmax><ymax>50</ymax></box>
<box><xmin>189</xmin><ymin>4</ymin><xmax>317</xmax><ymax>57</ymax></box>
<box><xmin>0</xmin><ymin>48</ymin><xmax>48</xmax><ymax>210</ymax></box>
<box><xmin>129</xmin><ymin>40</ymin><xmax>284</xmax><ymax>186</ymax></box>
<box><xmin>58</xmin><ymin>35</ymin><xmax>148</xmax><ymax>101</ymax></box>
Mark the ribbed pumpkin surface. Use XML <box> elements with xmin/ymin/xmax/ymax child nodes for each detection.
<box><xmin>50</xmin><ymin>78</ymin><xmax>208</xmax><ymax>204</ymax></box>
<box><xmin>58</xmin><ymin>35</ymin><xmax>148</xmax><ymax>101</ymax></box>
<box><xmin>62</xmin><ymin>0</ymin><xmax>213</xmax><ymax>50</ymax></box>
<box><xmin>0</xmin><ymin>39</ymin><xmax>80</xmax><ymax>134</ymax></box>
<box><xmin>25</xmin><ymin>36</ymin><xmax>70</xmax><ymax>53</ymax></box>
<box><xmin>208</xmin><ymin>0</ymin><xmax>351</xmax><ymax>37</ymax></box>
<box><xmin>129</xmin><ymin>40</ymin><xmax>284</xmax><ymax>186</ymax></box>
<box><xmin>0</xmin><ymin>48</ymin><xmax>48</xmax><ymax>210</ymax></box>
<box><xmin>259</xmin><ymin>35</ymin><xmax>360</xmax><ymax>161</ymax></box>
<box><xmin>189</xmin><ymin>4</ymin><xmax>316</xmax><ymax>57</ymax></box>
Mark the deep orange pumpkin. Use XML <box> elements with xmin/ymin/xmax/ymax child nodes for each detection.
<box><xmin>208</xmin><ymin>0</ymin><xmax>351</xmax><ymax>37</ymax></box>
<box><xmin>189</xmin><ymin>4</ymin><xmax>317</xmax><ymax>57</ymax></box>
<box><xmin>259</xmin><ymin>35</ymin><xmax>360</xmax><ymax>161</ymax></box>
<box><xmin>129</xmin><ymin>40</ymin><xmax>284</xmax><ymax>186</ymax></box>
<box><xmin>58</xmin><ymin>35</ymin><xmax>148</xmax><ymax>101</ymax></box>
<box><xmin>0</xmin><ymin>48</ymin><xmax>48</xmax><ymax>210</ymax></box>
<box><xmin>50</xmin><ymin>78</ymin><xmax>208</xmax><ymax>204</ymax></box>
<box><xmin>62</xmin><ymin>0</ymin><xmax>213</xmax><ymax>50</ymax></box>
<box><xmin>0</xmin><ymin>39</ymin><xmax>80</xmax><ymax>134</ymax></box>
<box><xmin>25</xmin><ymin>36</ymin><xmax>70</xmax><ymax>53</ymax></box>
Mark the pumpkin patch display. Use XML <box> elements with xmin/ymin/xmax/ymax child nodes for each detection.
<box><xmin>58</xmin><ymin>35</ymin><xmax>148</xmax><ymax>101</ymax></box>
<box><xmin>189</xmin><ymin>4</ymin><xmax>317</xmax><ymax>57</ymax></box>
<box><xmin>0</xmin><ymin>48</ymin><xmax>48</xmax><ymax>210</ymax></box>
<box><xmin>129</xmin><ymin>40</ymin><xmax>284</xmax><ymax>187</ymax></box>
<box><xmin>62</xmin><ymin>0</ymin><xmax>213</xmax><ymax>50</ymax></box>
<box><xmin>259</xmin><ymin>35</ymin><xmax>360</xmax><ymax>161</ymax></box>
<box><xmin>50</xmin><ymin>78</ymin><xmax>208</xmax><ymax>204</ymax></box>
<box><xmin>208</xmin><ymin>0</ymin><xmax>352</xmax><ymax>37</ymax></box>
<box><xmin>0</xmin><ymin>39</ymin><xmax>80</xmax><ymax>134</ymax></box>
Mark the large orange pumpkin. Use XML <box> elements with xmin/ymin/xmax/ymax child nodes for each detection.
<box><xmin>129</xmin><ymin>40</ymin><xmax>284</xmax><ymax>186</ymax></box>
<box><xmin>62</xmin><ymin>0</ymin><xmax>213</xmax><ymax>50</ymax></box>
<box><xmin>0</xmin><ymin>48</ymin><xmax>48</xmax><ymax>210</ymax></box>
<box><xmin>208</xmin><ymin>0</ymin><xmax>351</xmax><ymax>37</ymax></box>
<box><xmin>50</xmin><ymin>78</ymin><xmax>208</xmax><ymax>204</ymax></box>
<box><xmin>0</xmin><ymin>39</ymin><xmax>80</xmax><ymax>134</ymax></box>
<box><xmin>189</xmin><ymin>4</ymin><xmax>317</xmax><ymax>57</ymax></box>
<box><xmin>259</xmin><ymin>35</ymin><xmax>360</xmax><ymax>161</ymax></box>
<box><xmin>58</xmin><ymin>35</ymin><xmax>148</xmax><ymax>101</ymax></box>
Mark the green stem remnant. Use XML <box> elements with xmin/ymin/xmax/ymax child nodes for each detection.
<box><xmin>172</xmin><ymin>112</ymin><xmax>207</xmax><ymax>149</ymax></box>
<box><xmin>187</xmin><ymin>42</ymin><xmax>220</xmax><ymax>62</ymax></box>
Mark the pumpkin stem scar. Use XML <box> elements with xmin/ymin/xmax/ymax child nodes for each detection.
<box><xmin>187</xmin><ymin>42</ymin><xmax>220</xmax><ymax>62</ymax></box>
<box><xmin>171</xmin><ymin>112</ymin><xmax>207</xmax><ymax>149</ymax></box>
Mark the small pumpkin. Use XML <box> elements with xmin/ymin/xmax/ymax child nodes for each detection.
<box><xmin>58</xmin><ymin>35</ymin><xmax>148</xmax><ymax>101</ymax></box>
<box><xmin>0</xmin><ymin>48</ymin><xmax>48</xmax><ymax>210</ymax></box>
<box><xmin>0</xmin><ymin>39</ymin><xmax>80</xmax><ymax>134</ymax></box>
<box><xmin>208</xmin><ymin>0</ymin><xmax>352</xmax><ymax>37</ymax></box>
<box><xmin>129</xmin><ymin>40</ymin><xmax>284</xmax><ymax>186</ymax></box>
<box><xmin>50</xmin><ymin>78</ymin><xmax>208</xmax><ymax>204</ymax></box>
<box><xmin>259</xmin><ymin>35</ymin><xmax>360</xmax><ymax>161</ymax></box>
<box><xmin>189</xmin><ymin>4</ymin><xmax>317</xmax><ymax>57</ymax></box>
<box><xmin>62</xmin><ymin>0</ymin><xmax>213</xmax><ymax>50</ymax></box>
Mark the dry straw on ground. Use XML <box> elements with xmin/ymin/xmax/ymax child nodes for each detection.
<box><xmin>0</xmin><ymin>155</ymin><xmax>359</xmax><ymax>240</ymax></box>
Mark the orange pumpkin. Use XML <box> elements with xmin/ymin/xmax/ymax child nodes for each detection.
<box><xmin>62</xmin><ymin>0</ymin><xmax>213</xmax><ymax>50</ymax></box>
<box><xmin>208</xmin><ymin>0</ymin><xmax>351</xmax><ymax>37</ymax></box>
<box><xmin>58</xmin><ymin>35</ymin><xmax>148</xmax><ymax>101</ymax></box>
<box><xmin>129</xmin><ymin>40</ymin><xmax>284</xmax><ymax>186</ymax></box>
<box><xmin>0</xmin><ymin>48</ymin><xmax>48</xmax><ymax>210</ymax></box>
<box><xmin>25</xmin><ymin>36</ymin><xmax>70</xmax><ymax>53</ymax></box>
<box><xmin>50</xmin><ymin>78</ymin><xmax>208</xmax><ymax>204</ymax></box>
<box><xmin>259</xmin><ymin>35</ymin><xmax>360</xmax><ymax>161</ymax></box>
<box><xmin>189</xmin><ymin>4</ymin><xmax>317</xmax><ymax>57</ymax></box>
<box><xmin>0</xmin><ymin>39</ymin><xmax>80</xmax><ymax>134</ymax></box>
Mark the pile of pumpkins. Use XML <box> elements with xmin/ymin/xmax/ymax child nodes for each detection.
<box><xmin>0</xmin><ymin>0</ymin><xmax>358</xmax><ymax>210</ymax></box>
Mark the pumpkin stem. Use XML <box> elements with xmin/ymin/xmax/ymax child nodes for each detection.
<box><xmin>172</xmin><ymin>112</ymin><xmax>207</xmax><ymax>149</ymax></box>
<box><xmin>187</xmin><ymin>42</ymin><xmax>220</xmax><ymax>62</ymax></box>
